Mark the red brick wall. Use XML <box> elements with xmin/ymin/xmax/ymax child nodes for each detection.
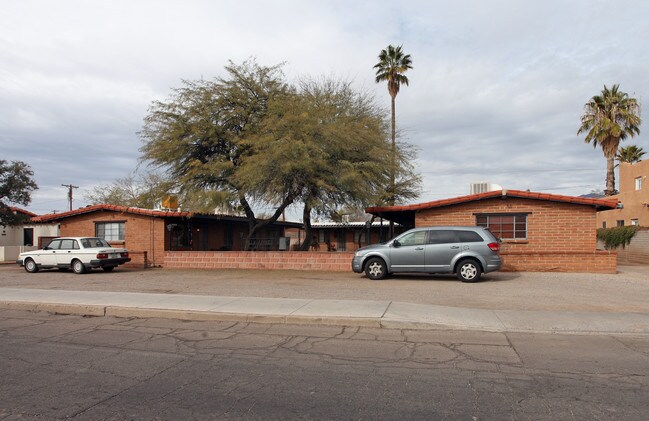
<box><xmin>415</xmin><ymin>197</ymin><xmax>598</xmax><ymax>252</ymax></box>
<box><xmin>165</xmin><ymin>251</ymin><xmax>354</xmax><ymax>271</ymax></box>
<box><xmin>163</xmin><ymin>250</ymin><xmax>617</xmax><ymax>274</ymax></box>
<box><xmin>59</xmin><ymin>211</ymin><xmax>166</xmax><ymax>267</ymax></box>
<box><xmin>500</xmin><ymin>251</ymin><xmax>617</xmax><ymax>273</ymax></box>
<box><xmin>414</xmin><ymin>197</ymin><xmax>615</xmax><ymax>273</ymax></box>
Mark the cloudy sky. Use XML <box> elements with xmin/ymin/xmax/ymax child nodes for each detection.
<box><xmin>2</xmin><ymin>0</ymin><xmax>648</xmax><ymax>218</ymax></box>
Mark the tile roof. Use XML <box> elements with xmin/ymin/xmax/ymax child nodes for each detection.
<box><xmin>27</xmin><ymin>204</ymin><xmax>303</xmax><ymax>227</ymax></box>
<box><xmin>9</xmin><ymin>207</ymin><xmax>37</xmax><ymax>217</ymax></box>
<box><xmin>29</xmin><ymin>204</ymin><xmax>191</xmax><ymax>223</ymax></box>
<box><xmin>366</xmin><ymin>189</ymin><xmax>619</xmax><ymax>213</ymax></box>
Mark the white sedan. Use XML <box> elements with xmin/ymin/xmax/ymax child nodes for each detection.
<box><xmin>17</xmin><ymin>237</ymin><xmax>131</xmax><ymax>274</ymax></box>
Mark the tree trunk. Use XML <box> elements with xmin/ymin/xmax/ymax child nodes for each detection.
<box><xmin>240</xmin><ymin>191</ymin><xmax>301</xmax><ymax>251</ymax></box>
<box><xmin>389</xmin><ymin>93</ymin><xmax>396</xmax><ymax>238</ymax></box>
<box><xmin>299</xmin><ymin>202</ymin><xmax>313</xmax><ymax>251</ymax></box>
<box><xmin>604</xmin><ymin>137</ymin><xmax>620</xmax><ymax>196</ymax></box>
<box><xmin>605</xmin><ymin>153</ymin><xmax>617</xmax><ymax>196</ymax></box>
<box><xmin>390</xmin><ymin>94</ymin><xmax>396</xmax><ymax>204</ymax></box>
<box><xmin>239</xmin><ymin>195</ymin><xmax>259</xmax><ymax>251</ymax></box>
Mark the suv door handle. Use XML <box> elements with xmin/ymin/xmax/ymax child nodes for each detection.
<box><xmin>450</xmin><ymin>246</ymin><xmax>460</xmax><ymax>249</ymax></box>
<box><xmin>415</xmin><ymin>247</ymin><xmax>424</xmax><ymax>250</ymax></box>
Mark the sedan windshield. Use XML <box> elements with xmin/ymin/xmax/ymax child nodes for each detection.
<box><xmin>81</xmin><ymin>238</ymin><xmax>112</xmax><ymax>248</ymax></box>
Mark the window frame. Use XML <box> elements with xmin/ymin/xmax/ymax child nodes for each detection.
<box><xmin>95</xmin><ymin>221</ymin><xmax>125</xmax><ymax>241</ymax></box>
<box><xmin>635</xmin><ymin>176</ymin><xmax>643</xmax><ymax>191</ymax></box>
<box><xmin>475</xmin><ymin>213</ymin><xmax>529</xmax><ymax>241</ymax></box>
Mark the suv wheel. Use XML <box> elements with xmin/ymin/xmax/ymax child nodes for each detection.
<box><xmin>365</xmin><ymin>257</ymin><xmax>387</xmax><ymax>280</ymax></box>
<box><xmin>456</xmin><ymin>259</ymin><xmax>482</xmax><ymax>283</ymax></box>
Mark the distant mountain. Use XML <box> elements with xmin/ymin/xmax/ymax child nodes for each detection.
<box><xmin>579</xmin><ymin>192</ymin><xmax>606</xmax><ymax>199</ymax></box>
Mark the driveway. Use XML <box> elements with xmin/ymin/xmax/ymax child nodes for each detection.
<box><xmin>2</xmin><ymin>264</ymin><xmax>648</xmax><ymax>313</ymax></box>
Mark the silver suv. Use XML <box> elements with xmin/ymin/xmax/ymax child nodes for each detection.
<box><xmin>351</xmin><ymin>226</ymin><xmax>501</xmax><ymax>282</ymax></box>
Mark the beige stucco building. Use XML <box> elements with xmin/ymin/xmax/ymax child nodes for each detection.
<box><xmin>0</xmin><ymin>208</ymin><xmax>59</xmax><ymax>262</ymax></box>
<box><xmin>597</xmin><ymin>160</ymin><xmax>649</xmax><ymax>228</ymax></box>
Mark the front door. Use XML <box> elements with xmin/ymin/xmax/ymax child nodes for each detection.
<box><xmin>389</xmin><ymin>230</ymin><xmax>427</xmax><ymax>272</ymax></box>
<box><xmin>23</xmin><ymin>228</ymin><xmax>34</xmax><ymax>246</ymax></box>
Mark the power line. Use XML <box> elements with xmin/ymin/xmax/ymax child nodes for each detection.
<box><xmin>420</xmin><ymin>168</ymin><xmax>600</xmax><ymax>175</ymax></box>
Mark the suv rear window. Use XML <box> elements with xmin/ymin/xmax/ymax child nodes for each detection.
<box><xmin>456</xmin><ymin>230</ymin><xmax>484</xmax><ymax>243</ymax></box>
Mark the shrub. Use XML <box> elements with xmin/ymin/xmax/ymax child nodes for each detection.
<box><xmin>597</xmin><ymin>226</ymin><xmax>638</xmax><ymax>249</ymax></box>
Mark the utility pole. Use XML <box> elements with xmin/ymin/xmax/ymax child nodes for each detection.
<box><xmin>61</xmin><ymin>184</ymin><xmax>78</xmax><ymax>211</ymax></box>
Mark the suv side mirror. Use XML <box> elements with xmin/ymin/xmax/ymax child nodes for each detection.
<box><xmin>392</xmin><ymin>240</ymin><xmax>401</xmax><ymax>248</ymax></box>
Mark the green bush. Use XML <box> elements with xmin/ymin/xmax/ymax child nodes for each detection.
<box><xmin>597</xmin><ymin>226</ymin><xmax>638</xmax><ymax>249</ymax></box>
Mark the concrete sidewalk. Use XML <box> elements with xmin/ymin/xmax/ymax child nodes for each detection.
<box><xmin>1</xmin><ymin>287</ymin><xmax>648</xmax><ymax>335</ymax></box>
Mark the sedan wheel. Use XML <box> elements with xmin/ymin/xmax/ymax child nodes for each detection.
<box><xmin>364</xmin><ymin>258</ymin><xmax>387</xmax><ymax>280</ymax></box>
<box><xmin>72</xmin><ymin>259</ymin><xmax>86</xmax><ymax>274</ymax></box>
<box><xmin>24</xmin><ymin>258</ymin><xmax>39</xmax><ymax>273</ymax></box>
<box><xmin>457</xmin><ymin>259</ymin><xmax>482</xmax><ymax>283</ymax></box>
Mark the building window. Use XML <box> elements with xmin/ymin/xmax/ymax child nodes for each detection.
<box><xmin>96</xmin><ymin>222</ymin><xmax>125</xmax><ymax>241</ymax></box>
<box><xmin>318</xmin><ymin>230</ymin><xmax>330</xmax><ymax>244</ymax></box>
<box><xmin>635</xmin><ymin>177</ymin><xmax>643</xmax><ymax>191</ymax></box>
<box><xmin>602</xmin><ymin>222</ymin><xmax>607</xmax><ymax>229</ymax></box>
<box><xmin>631</xmin><ymin>219</ymin><xmax>639</xmax><ymax>226</ymax></box>
<box><xmin>476</xmin><ymin>214</ymin><xmax>528</xmax><ymax>240</ymax></box>
<box><xmin>616</xmin><ymin>220</ymin><xmax>625</xmax><ymax>227</ymax></box>
<box><xmin>224</xmin><ymin>225</ymin><xmax>233</xmax><ymax>250</ymax></box>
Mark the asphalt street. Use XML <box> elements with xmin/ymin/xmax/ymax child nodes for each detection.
<box><xmin>1</xmin><ymin>309</ymin><xmax>648</xmax><ymax>420</ymax></box>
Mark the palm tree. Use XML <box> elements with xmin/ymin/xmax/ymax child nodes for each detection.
<box><xmin>616</xmin><ymin>144</ymin><xmax>645</xmax><ymax>165</ymax></box>
<box><xmin>374</xmin><ymin>45</ymin><xmax>412</xmax><ymax>206</ymax></box>
<box><xmin>578</xmin><ymin>84</ymin><xmax>641</xmax><ymax>196</ymax></box>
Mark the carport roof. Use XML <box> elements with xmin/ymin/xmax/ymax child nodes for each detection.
<box><xmin>365</xmin><ymin>189</ymin><xmax>619</xmax><ymax>226</ymax></box>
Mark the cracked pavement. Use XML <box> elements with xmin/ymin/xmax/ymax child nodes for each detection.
<box><xmin>1</xmin><ymin>309</ymin><xmax>648</xmax><ymax>420</ymax></box>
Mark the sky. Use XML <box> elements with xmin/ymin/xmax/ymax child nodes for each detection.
<box><xmin>2</xmin><ymin>0</ymin><xmax>648</xmax><ymax>219</ymax></box>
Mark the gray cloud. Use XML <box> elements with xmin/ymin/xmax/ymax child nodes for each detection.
<box><xmin>1</xmin><ymin>0</ymin><xmax>647</xmax><ymax>215</ymax></box>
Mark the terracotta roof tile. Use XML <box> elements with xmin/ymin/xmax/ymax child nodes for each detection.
<box><xmin>366</xmin><ymin>189</ymin><xmax>618</xmax><ymax>213</ymax></box>
<box><xmin>29</xmin><ymin>204</ymin><xmax>192</xmax><ymax>223</ymax></box>
<box><xmin>9</xmin><ymin>207</ymin><xmax>37</xmax><ymax>217</ymax></box>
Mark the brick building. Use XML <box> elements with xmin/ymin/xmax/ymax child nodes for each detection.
<box><xmin>30</xmin><ymin>204</ymin><xmax>301</xmax><ymax>267</ymax></box>
<box><xmin>365</xmin><ymin>189</ymin><xmax>619</xmax><ymax>273</ymax></box>
<box><xmin>597</xmin><ymin>160</ymin><xmax>649</xmax><ymax>228</ymax></box>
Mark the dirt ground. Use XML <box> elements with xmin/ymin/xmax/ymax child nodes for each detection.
<box><xmin>1</xmin><ymin>264</ymin><xmax>648</xmax><ymax>313</ymax></box>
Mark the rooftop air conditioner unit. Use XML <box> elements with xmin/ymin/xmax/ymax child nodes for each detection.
<box><xmin>470</xmin><ymin>182</ymin><xmax>503</xmax><ymax>195</ymax></box>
